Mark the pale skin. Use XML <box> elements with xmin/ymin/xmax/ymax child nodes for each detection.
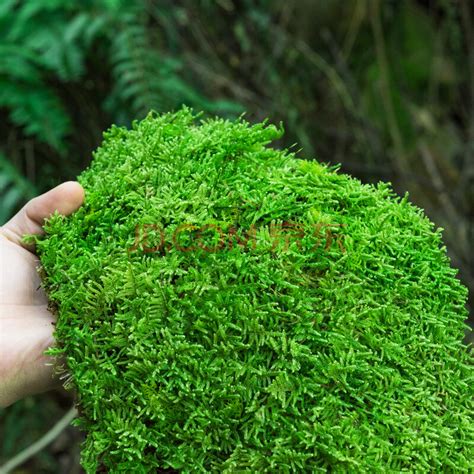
<box><xmin>0</xmin><ymin>182</ymin><xmax>84</xmax><ymax>407</ymax></box>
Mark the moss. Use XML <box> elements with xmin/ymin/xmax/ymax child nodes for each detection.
<box><xmin>37</xmin><ymin>108</ymin><xmax>473</xmax><ymax>472</ymax></box>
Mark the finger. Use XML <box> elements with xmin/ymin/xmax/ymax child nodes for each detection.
<box><xmin>1</xmin><ymin>181</ymin><xmax>84</xmax><ymax>251</ymax></box>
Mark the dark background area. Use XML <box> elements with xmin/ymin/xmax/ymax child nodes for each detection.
<box><xmin>1</xmin><ymin>0</ymin><xmax>472</xmax><ymax>472</ymax></box>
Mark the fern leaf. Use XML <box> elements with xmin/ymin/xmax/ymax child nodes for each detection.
<box><xmin>0</xmin><ymin>81</ymin><xmax>71</xmax><ymax>153</ymax></box>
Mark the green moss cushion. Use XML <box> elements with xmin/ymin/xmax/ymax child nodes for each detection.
<box><xmin>37</xmin><ymin>109</ymin><xmax>473</xmax><ymax>472</ymax></box>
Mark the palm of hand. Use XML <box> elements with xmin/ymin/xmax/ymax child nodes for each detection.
<box><xmin>0</xmin><ymin>182</ymin><xmax>84</xmax><ymax>407</ymax></box>
<box><xmin>0</xmin><ymin>235</ymin><xmax>55</xmax><ymax>406</ymax></box>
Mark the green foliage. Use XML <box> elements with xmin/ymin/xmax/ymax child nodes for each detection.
<box><xmin>37</xmin><ymin>110</ymin><xmax>473</xmax><ymax>472</ymax></box>
<box><xmin>0</xmin><ymin>0</ymin><xmax>108</xmax><ymax>152</ymax></box>
<box><xmin>107</xmin><ymin>4</ymin><xmax>242</xmax><ymax>121</ymax></box>
<box><xmin>0</xmin><ymin>0</ymin><xmax>240</xmax><ymax>161</ymax></box>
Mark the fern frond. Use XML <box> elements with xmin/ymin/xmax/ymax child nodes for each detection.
<box><xmin>108</xmin><ymin>5</ymin><xmax>222</xmax><ymax>118</ymax></box>
<box><xmin>0</xmin><ymin>0</ymin><xmax>113</xmax><ymax>151</ymax></box>
<box><xmin>0</xmin><ymin>81</ymin><xmax>71</xmax><ymax>153</ymax></box>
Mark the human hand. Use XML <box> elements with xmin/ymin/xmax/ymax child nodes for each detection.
<box><xmin>0</xmin><ymin>182</ymin><xmax>84</xmax><ymax>407</ymax></box>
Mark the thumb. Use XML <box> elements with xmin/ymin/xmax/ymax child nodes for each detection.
<box><xmin>1</xmin><ymin>181</ymin><xmax>84</xmax><ymax>251</ymax></box>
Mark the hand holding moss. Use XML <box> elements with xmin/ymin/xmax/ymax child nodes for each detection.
<box><xmin>0</xmin><ymin>181</ymin><xmax>84</xmax><ymax>407</ymax></box>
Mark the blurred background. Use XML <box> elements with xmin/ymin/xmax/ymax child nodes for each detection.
<box><xmin>0</xmin><ymin>0</ymin><xmax>472</xmax><ymax>472</ymax></box>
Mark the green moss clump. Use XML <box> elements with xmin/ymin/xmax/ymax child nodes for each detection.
<box><xmin>37</xmin><ymin>108</ymin><xmax>473</xmax><ymax>472</ymax></box>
